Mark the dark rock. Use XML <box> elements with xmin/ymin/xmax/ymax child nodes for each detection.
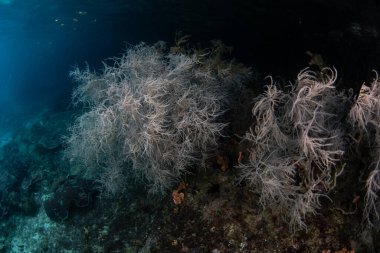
<box><xmin>43</xmin><ymin>177</ymin><xmax>99</xmax><ymax>222</ymax></box>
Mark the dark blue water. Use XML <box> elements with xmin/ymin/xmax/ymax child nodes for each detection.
<box><xmin>0</xmin><ymin>1</ymin><xmax>184</xmax><ymax>128</ymax></box>
<box><xmin>1</xmin><ymin>0</ymin><xmax>379</xmax><ymax>126</ymax></box>
<box><xmin>0</xmin><ymin>1</ymin><xmax>151</xmax><ymax>118</ymax></box>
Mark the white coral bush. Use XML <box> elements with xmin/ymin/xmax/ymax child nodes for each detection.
<box><xmin>238</xmin><ymin>68</ymin><xmax>347</xmax><ymax>230</ymax></box>
<box><xmin>348</xmin><ymin>72</ymin><xmax>380</xmax><ymax>226</ymax></box>
<box><xmin>65</xmin><ymin>42</ymin><xmax>250</xmax><ymax>195</ymax></box>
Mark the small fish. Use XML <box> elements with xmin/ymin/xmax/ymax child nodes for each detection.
<box><xmin>76</xmin><ymin>11</ymin><xmax>87</xmax><ymax>15</ymax></box>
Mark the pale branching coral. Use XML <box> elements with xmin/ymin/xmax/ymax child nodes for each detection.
<box><xmin>364</xmin><ymin>166</ymin><xmax>380</xmax><ymax>226</ymax></box>
<box><xmin>65</xmin><ymin>42</ymin><xmax>251</xmax><ymax>195</ymax></box>
<box><xmin>348</xmin><ymin>71</ymin><xmax>380</xmax><ymax>131</ymax></box>
<box><xmin>250</xmin><ymin>81</ymin><xmax>289</xmax><ymax>152</ymax></box>
<box><xmin>237</xmin><ymin>68</ymin><xmax>346</xmax><ymax>231</ymax></box>
<box><xmin>349</xmin><ymin>73</ymin><xmax>380</xmax><ymax>227</ymax></box>
<box><xmin>289</xmin><ymin>68</ymin><xmax>344</xmax><ymax>169</ymax></box>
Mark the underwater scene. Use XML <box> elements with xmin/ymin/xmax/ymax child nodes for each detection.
<box><xmin>1</xmin><ymin>0</ymin><xmax>380</xmax><ymax>252</ymax></box>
